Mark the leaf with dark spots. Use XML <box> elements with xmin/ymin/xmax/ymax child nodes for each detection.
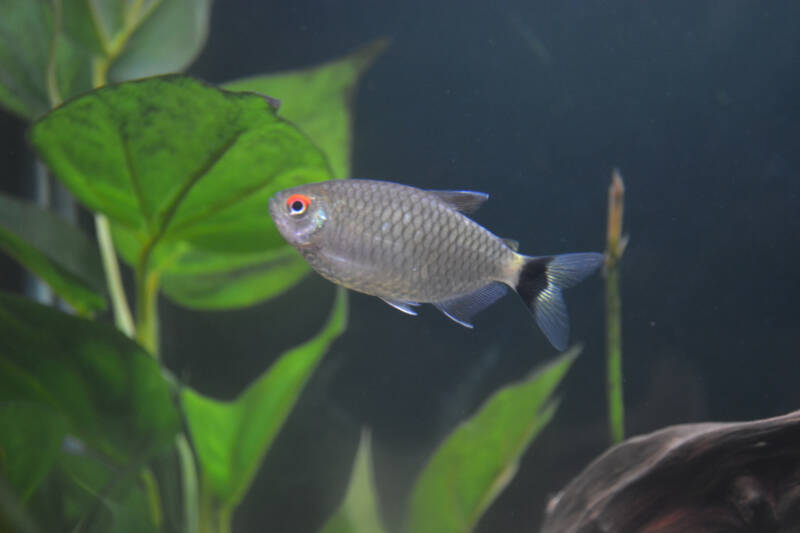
<box><xmin>30</xmin><ymin>75</ymin><xmax>332</xmax><ymax>308</ymax></box>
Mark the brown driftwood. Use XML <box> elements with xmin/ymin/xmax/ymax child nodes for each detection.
<box><xmin>541</xmin><ymin>410</ymin><xmax>800</xmax><ymax>533</ymax></box>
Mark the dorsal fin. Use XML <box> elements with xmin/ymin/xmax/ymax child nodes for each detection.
<box><xmin>428</xmin><ymin>190</ymin><xmax>489</xmax><ymax>213</ymax></box>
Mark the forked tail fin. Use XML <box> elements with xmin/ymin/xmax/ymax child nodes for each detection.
<box><xmin>516</xmin><ymin>253</ymin><xmax>604</xmax><ymax>350</ymax></box>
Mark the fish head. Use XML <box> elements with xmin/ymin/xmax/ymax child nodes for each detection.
<box><xmin>269</xmin><ymin>183</ymin><xmax>330</xmax><ymax>248</ymax></box>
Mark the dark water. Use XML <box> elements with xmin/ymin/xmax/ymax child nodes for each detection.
<box><xmin>3</xmin><ymin>1</ymin><xmax>800</xmax><ymax>532</ymax></box>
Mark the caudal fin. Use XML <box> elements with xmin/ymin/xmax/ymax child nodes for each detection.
<box><xmin>516</xmin><ymin>253</ymin><xmax>604</xmax><ymax>350</ymax></box>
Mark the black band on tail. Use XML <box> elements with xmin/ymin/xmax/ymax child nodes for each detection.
<box><xmin>516</xmin><ymin>253</ymin><xmax>604</xmax><ymax>350</ymax></box>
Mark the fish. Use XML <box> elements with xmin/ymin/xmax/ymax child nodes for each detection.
<box><xmin>269</xmin><ymin>179</ymin><xmax>603</xmax><ymax>350</ymax></box>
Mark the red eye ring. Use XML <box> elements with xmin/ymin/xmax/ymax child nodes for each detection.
<box><xmin>286</xmin><ymin>193</ymin><xmax>310</xmax><ymax>216</ymax></box>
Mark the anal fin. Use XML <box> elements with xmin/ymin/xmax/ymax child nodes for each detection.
<box><xmin>380</xmin><ymin>297</ymin><xmax>420</xmax><ymax>316</ymax></box>
<box><xmin>434</xmin><ymin>282</ymin><xmax>508</xmax><ymax>328</ymax></box>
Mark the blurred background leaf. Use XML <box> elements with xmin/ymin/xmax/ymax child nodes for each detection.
<box><xmin>29</xmin><ymin>75</ymin><xmax>332</xmax><ymax>309</ymax></box>
<box><xmin>0</xmin><ymin>402</ymin><xmax>68</xmax><ymax>502</ymax></box>
<box><xmin>182</xmin><ymin>288</ymin><xmax>348</xmax><ymax>509</ymax></box>
<box><xmin>0</xmin><ymin>192</ymin><xmax>106</xmax><ymax>314</ymax></box>
<box><xmin>0</xmin><ymin>292</ymin><xmax>180</xmax><ymax>462</ymax></box>
<box><xmin>24</xmin><ymin>449</ymin><xmax>163</xmax><ymax>533</ymax></box>
<box><xmin>320</xmin><ymin>430</ymin><xmax>388</xmax><ymax>533</ymax></box>
<box><xmin>109</xmin><ymin>0</ymin><xmax>212</xmax><ymax>82</ymax></box>
<box><xmin>0</xmin><ymin>0</ymin><xmax>55</xmax><ymax>117</ymax></box>
<box><xmin>403</xmin><ymin>348</ymin><xmax>580</xmax><ymax>533</ymax></box>
<box><xmin>0</xmin><ymin>0</ymin><xmax>213</xmax><ymax>119</ymax></box>
<box><xmin>224</xmin><ymin>38</ymin><xmax>388</xmax><ymax>180</ymax></box>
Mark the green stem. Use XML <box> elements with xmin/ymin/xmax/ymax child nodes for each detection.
<box><xmin>198</xmin><ymin>484</ymin><xmax>232</xmax><ymax>533</ymax></box>
<box><xmin>134</xmin><ymin>264</ymin><xmax>160</xmax><ymax>356</ymax></box>
<box><xmin>604</xmin><ymin>170</ymin><xmax>626</xmax><ymax>445</ymax></box>
<box><xmin>605</xmin><ymin>263</ymin><xmax>624</xmax><ymax>444</ymax></box>
<box><xmin>140</xmin><ymin>468</ymin><xmax>163</xmax><ymax>531</ymax></box>
<box><xmin>95</xmin><ymin>213</ymin><xmax>135</xmax><ymax>337</ymax></box>
<box><xmin>86</xmin><ymin>22</ymin><xmax>141</xmax><ymax>340</ymax></box>
<box><xmin>46</xmin><ymin>0</ymin><xmax>63</xmax><ymax>107</ymax></box>
<box><xmin>177</xmin><ymin>434</ymin><xmax>199</xmax><ymax>533</ymax></box>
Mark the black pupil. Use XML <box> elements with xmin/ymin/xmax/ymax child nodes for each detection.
<box><xmin>291</xmin><ymin>200</ymin><xmax>304</xmax><ymax>213</ymax></box>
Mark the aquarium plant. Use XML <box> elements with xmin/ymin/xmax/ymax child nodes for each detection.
<box><xmin>0</xmin><ymin>2</ymin><xmax>579</xmax><ymax>532</ymax></box>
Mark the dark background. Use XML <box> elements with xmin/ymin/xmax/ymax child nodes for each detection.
<box><xmin>2</xmin><ymin>1</ymin><xmax>799</xmax><ymax>532</ymax></box>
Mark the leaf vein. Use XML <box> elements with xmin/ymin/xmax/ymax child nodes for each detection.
<box><xmin>120</xmin><ymin>129</ymin><xmax>148</xmax><ymax>230</ymax></box>
<box><xmin>138</xmin><ymin>130</ymin><xmax>245</xmax><ymax>273</ymax></box>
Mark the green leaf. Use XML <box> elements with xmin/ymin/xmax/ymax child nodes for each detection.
<box><xmin>0</xmin><ymin>192</ymin><xmax>106</xmax><ymax>313</ymax></box>
<box><xmin>158</xmin><ymin>244</ymin><xmax>310</xmax><ymax>309</ymax></box>
<box><xmin>0</xmin><ymin>0</ymin><xmax>212</xmax><ymax>119</ymax></box>
<box><xmin>0</xmin><ymin>292</ymin><xmax>180</xmax><ymax>461</ymax></box>
<box><xmin>35</xmin><ymin>450</ymin><xmax>161</xmax><ymax>533</ymax></box>
<box><xmin>0</xmin><ymin>0</ymin><xmax>54</xmax><ymax>118</ymax></box>
<box><xmin>30</xmin><ymin>75</ymin><xmax>332</xmax><ymax>309</ymax></box>
<box><xmin>225</xmin><ymin>39</ymin><xmax>388</xmax><ymax>180</ymax></box>
<box><xmin>320</xmin><ymin>430</ymin><xmax>388</xmax><ymax>533</ymax></box>
<box><xmin>182</xmin><ymin>288</ymin><xmax>348</xmax><ymax>507</ymax></box>
<box><xmin>404</xmin><ymin>348</ymin><xmax>580</xmax><ymax>533</ymax></box>
<box><xmin>108</xmin><ymin>0</ymin><xmax>212</xmax><ymax>82</ymax></box>
<box><xmin>0</xmin><ymin>402</ymin><xmax>68</xmax><ymax>502</ymax></box>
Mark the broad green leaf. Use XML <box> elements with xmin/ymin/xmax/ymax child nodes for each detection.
<box><xmin>224</xmin><ymin>39</ymin><xmax>388</xmax><ymax>180</ymax></box>
<box><xmin>0</xmin><ymin>192</ymin><xmax>106</xmax><ymax>313</ymax></box>
<box><xmin>182</xmin><ymin>288</ymin><xmax>348</xmax><ymax>507</ymax></box>
<box><xmin>158</xmin><ymin>244</ymin><xmax>310</xmax><ymax>309</ymax></box>
<box><xmin>110</xmin><ymin>222</ymin><xmax>310</xmax><ymax>309</ymax></box>
<box><xmin>0</xmin><ymin>402</ymin><xmax>68</xmax><ymax>501</ymax></box>
<box><xmin>0</xmin><ymin>292</ymin><xmax>180</xmax><ymax>462</ymax></box>
<box><xmin>404</xmin><ymin>348</ymin><xmax>580</xmax><ymax>533</ymax></box>
<box><xmin>321</xmin><ymin>430</ymin><xmax>388</xmax><ymax>533</ymax></box>
<box><xmin>159</xmin><ymin>40</ymin><xmax>387</xmax><ymax>308</ymax></box>
<box><xmin>0</xmin><ymin>0</ymin><xmax>212</xmax><ymax>119</ymax></box>
<box><xmin>30</xmin><ymin>75</ymin><xmax>332</xmax><ymax>309</ymax></box>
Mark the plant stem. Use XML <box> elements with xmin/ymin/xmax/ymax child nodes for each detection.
<box><xmin>96</xmin><ymin>214</ymin><xmax>135</xmax><ymax>337</ymax></box>
<box><xmin>177</xmin><ymin>434</ymin><xmax>199</xmax><ymax>533</ymax></box>
<box><xmin>85</xmin><ymin>24</ymin><xmax>140</xmax><ymax>339</ymax></box>
<box><xmin>135</xmin><ymin>264</ymin><xmax>160</xmax><ymax>356</ymax></box>
<box><xmin>198</xmin><ymin>484</ymin><xmax>232</xmax><ymax>533</ymax></box>
<box><xmin>604</xmin><ymin>169</ymin><xmax>627</xmax><ymax>445</ymax></box>
<box><xmin>140</xmin><ymin>468</ymin><xmax>163</xmax><ymax>531</ymax></box>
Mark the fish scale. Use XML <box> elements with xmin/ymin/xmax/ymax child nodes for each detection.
<box><xmin>269</xmin><ymin>178</ymin><xmax>603</xmax><ymax>350</ymax></box>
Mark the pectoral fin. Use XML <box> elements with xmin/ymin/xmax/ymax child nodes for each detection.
<box><xmin>434</xmin><ymin>282</ymin><xmax>508</xmax><ymax>327</ymax></box>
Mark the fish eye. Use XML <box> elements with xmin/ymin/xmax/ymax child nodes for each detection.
<box><xmin>286</xmin><ymin>193</ymin><xmax>310</xmax><ymax>216</ymax></box>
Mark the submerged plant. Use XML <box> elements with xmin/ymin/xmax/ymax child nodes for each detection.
<box><xmin>0</xmin><ymin>3</ymin><xmax>578</xmax><ymax>532</ymax></box>
<box><xmin>604</xmin><ymin>170</ymin><xmax>627</xmax><ymax>445</ymax></box>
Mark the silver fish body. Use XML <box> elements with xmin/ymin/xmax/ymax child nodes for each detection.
<box><xmin>269</xmin><ymin>179</ymin><xmax>602</xmax><ymax>350</ymax></box>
